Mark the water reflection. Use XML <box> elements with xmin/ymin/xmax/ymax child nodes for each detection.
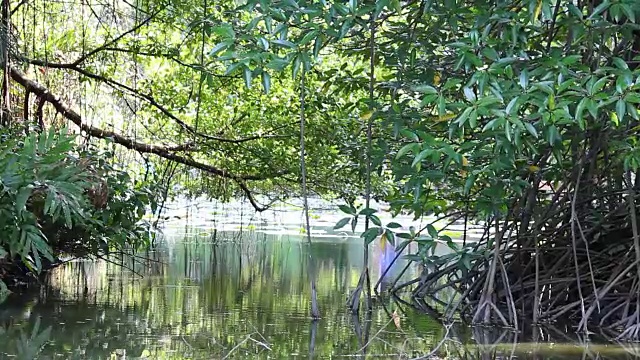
<box><xmin>0</xmin><ymin>232</ymin><xmax>440</xmax><ymax>359</ymax></box>
<box><xmin>0</xmin><ymin>230</ymin><xmax>639</xmax><ymax>359</ymax></box>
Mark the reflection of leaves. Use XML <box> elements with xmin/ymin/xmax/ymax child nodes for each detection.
<box><xmin>14</xmin><ymin>318</ymin><xmax>52</xmax><ymax>360</ymax></box>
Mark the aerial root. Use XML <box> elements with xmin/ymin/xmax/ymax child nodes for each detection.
<box><xmin>396</xmin><ymin>186</ymin><xmax>640</xmax><ymax>338</ymax></box>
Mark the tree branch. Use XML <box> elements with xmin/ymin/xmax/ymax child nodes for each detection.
<box><xmin>71</xmin><ymin>8</ymin><xmax>165</xmax><ymax>66</ymax></box>
<box><xmin>100</xmin><ymin>46</ymin><xmax>237</xmax><ymax>79</ymax></box>
<box><xmin>9</xmin><ymin>66</ymin><xmax>277</xmax><ymax>211</ymax></box>
<box><xmin>20</xmin><ymin>57</ymin><xmax>286</xmax><ymax>144</ymax></box>
<box><xmin>9</xmin><ymin>0</ymin><xmax>27</xmax><ymax>17</ymax></box>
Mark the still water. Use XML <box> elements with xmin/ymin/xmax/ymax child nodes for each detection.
<box><xmin>1</xmin><ymin>201</ymin><xmax>640</xmax><ymax>359</ymax></box>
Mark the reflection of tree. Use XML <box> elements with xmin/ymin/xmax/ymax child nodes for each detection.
<box><xmin>6</xmin><ymin>247</ymin><xmax>637</xmax><ymax>360</ymax></box>
<box><xmin>0</xmin><ymin>239</ymin><xmax>443</xmax><ymax>358</ymax></box>
<box><xmin>453</xmin><ymin>326</ymin><xmax>640</xmax><ymax>360</ymax></box>
<box><xmin>0</xmin><ymin>317</ymin><xmax>51</xmax><ymax>360</ymax></box>
<box><xmin>7</xmin><ymin>236</ymin><xmax>636</xmax><ymax>359</ymax></box>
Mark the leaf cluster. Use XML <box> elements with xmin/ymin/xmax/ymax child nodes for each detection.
<box><xmin>0</xmin><ymin>126</ymin><xmax>156</xmax><ymax>289</ymax></box>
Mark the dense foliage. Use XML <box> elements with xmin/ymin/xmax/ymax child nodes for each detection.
<box><xmin>5</xmin><ymin>0</ymin><xmax>383</xmax><ymax>209</ymax></box>
<box><xmin>8</xmin><ymin>0</ymin><xmax>640</xmax><ymax>336</ymax></box>
<box><xmin>204</xmin><ymin>0</ymin><xmax>640</xmax><ymax>336</ymax></box>
<box><xmin>0</xmin><ymin>126</ymin><xmax>155</xmax><ymax>292</ymax></box>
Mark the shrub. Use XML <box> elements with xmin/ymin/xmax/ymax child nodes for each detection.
<box><xmin>0</xmin><ymin>127</ymin><xmax>156</xmax><ymax>291</ymax></box>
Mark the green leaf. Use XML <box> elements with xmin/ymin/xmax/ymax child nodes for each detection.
<box><xmin>359</xmin><ymin>208</ymin><xmax>376</xmax><ymax>216</ymax></box>
<box><xmin>272</xmin><ymin>39</ymin><xmax>296</xmax><ymax>48</ymax></box>
<box><xmin>292</xmin><ymin>55</ymin><xmax>302</xmax><ymax>78</ymax></box>
<box><xmin>504</xmin><ymin>64</ymin><xmax>514</xmax><ymax>78</ymax></box>
<box><xmin>258</xmin><ymin>37</ymin><xmax>270</xmax><ymax>51</ymax></box>
<box><xmin>246</xmin><ymin>17</ymin><xmax>260</xmax><ymax>31</ymax></box>
<box><xmin>438</xmin><ymin>95</ymin><xmax>447</xmax><ymax>115</ymax></box>
<box><xmin>591</xmin><ymin>76</ymin><xmax>609</xmax><ymax>94</ymax></box>
<box><xmin>334</xmin><ymin>217</ymin><xmax>351</xmax><ymax>230</ymax></box>
<box><xmin>463</xmin><ymin>87</ymin><xmax>476</xmax><ymax>102</ymax></box>
<box><xmin>613</xmin><ymin>57</ymin><xmax>629</xmax><ymax>70</ymax></box>
<box><xmin>243</xmin><ymin>66</ymin><xmax>253</xmax><ymax>88</ymax></box>
<box><xmin>370</xmin><ymin>215</ymin><xmax>382</xmax><ymax>226</ymax></box>
<box><xmin>468</xmin><ymin>109</ymin><xmax>478</xmax><ymax>129</ymax></box>
<box><xmin>628</xmin><ymin>103</ymin><xmax>639</xmax><ymax>120</ymax></box>
<box><xmin>62</xmin><ymin>204</ymin><xmax>73</xmax><ymax>228</ymax></box>
<box><xmin>413</xmin><ymin>84</ymin><xmax>438</xmax><ymax>94</ymax></box>
<box><xmin>209</xmin><ymin>41</ymin><xmax>232</xmax><ymax>56</ymax></box>
<box><xmin>504</xmin><ymin>123</ymin><xmax>512</xmax><ymax>142</ymax></box>
<box><xmin>384</xmin><ymin>228</ymin><xmax>395</xmax><ymax>246</ymax></box>
<box><xmin>625</xmin><ymin>94</ymin><xmax>640</xmax><ymax>104</ymax></box>
<box><xmin>586</xmin><ymin>98</ymin><xmax>598</xmax><ymax>119</ymax></box>
<box><xmin>396</xmin><ymin>143</ymin><xmax>418</xmax><ymax>159</ymax></box>
<box><xmin>455</xmin><ymin>107</ymin><xmax>473</xmax><ymax>127</ymax></box>
<box><xmin>400</xmin><ymin>129</ymin><xmax>419</xmax><ymax>141</ymax></box>
<box><xmin>461</xmin><ymin>253</ymin><xmax>472</xmax><ymax>270</ymax></box>
<box><xmin>15</xmin><ymin>185</ymin><xmax>33</xmax><ymax>212</ymax></box>
<box><xmin>533</xmin><ymin>82</ymin><xmax>553</xmax><ymax>95</ymax></box>
<box><xmin>547</xmin><ymin>125</ymin><xmax>560</xmax><ymax>145</ymax></box>
<box><xmin>621</xmin><ymin>3</ymin><xmax>636</xmax><ymax>22</ymax></box>
<box><xmin>299</xmin><ymin>30</ymin><xmax>318</xmax><ymax>45</ymax></box>
<box><xmin>266</xmin><ymin>57</ymin><xmax>290</xmax><ymax>71</ymax></box>
<box><xmin>519</xmin><ymin>69</ymin><xmax>529</xmax><ymax>89</ymax></box>
<box><xmin>616</xmin><ymin>99</ymin><xmax>626</xmax><ymax>123</ymax></box>
<box><xmin>339</xmin><ymin>204</ymin><xmax>356</xmax><ymax>215</ymax></box>
<box><xmin>426</xmin><ymin>224</ymin><xmax>438</xmax><ymax>238</ymax></box>
<box><xmin>31</xmin><ymin>242</ymin><xmax>42</xmax><ymax>273</ymax></box>
<box><xmin>386</xmin><ymin>222</ymin><xmax>402</xmax><ymax>229</ymax></box>
<box><xmin>588</xmin><ymin>0</ymin><xmax>610</xmax><ymax>19</ymax></box>
<box><xmin>261</xmin><ymin>71</ymin><xmax>271</xmax><ymax>93</ymax></box>
<box><xmin>482</xmin><ymin>47</ymin><xmax>499</xmax><ymax>61</ymax></box>
<box><xmin>411</xmin><ymin>149</ymin><xmax>431</xmax><ymax>168</ymax></box>
<box><xmin>524</xmin><ymin>122</ymin><xmax>538</xmax><ymax>138</ymax></box>
<box><xmin>313</xmin><ymin>36</ymin><xmax>323</xmax><ymax>58</ymax></box>
<box><xmin>390</xmin><ymin>0</ymin><xmax>401</xmax><ymax>12</ymax></box>
<box><xmin>212</xmin><ymin>24</ymin><xmax>236</xmax><ymax>39</ymax></box>
<box><xmin>224</xmin><ymin>62</ymin><xmax>244</xmax><ymax>76</ymax></box>
<box><xmin>264</xmin><ymin>17</ymin><xmax>273</xmax><ymax>33</ymax></box>
<box><xmin>482</xmin><ymin>118</ymin><xmax>500</xmax><ymax>132</ymax></box>
<box><xmin>362</xmin><ymin>227</ymin><xmax>380</xmax><ymax>244</ymax></box>
<box><xmin>464</xmin><ymin>173</ymin><xmax>476</xmax><ymax>195</ymax></box>
<box><xmin>404</xmin><ymin>254</ymin><xmax>423</xmax><ymax>262</ymax></box>
<box><xmin>395</xmin><ymin>239</ymin><xmax>411</xmax><ymax>252</ymax></box>
<box><xmin>576</xmin><ymin>97</ymin><xmax>587</xmax><ymax>125</ymax></box>
<box><xmin>568</xmin><ymin>3</ymin><xmax>583</xmax><ymax>18</ymax></box>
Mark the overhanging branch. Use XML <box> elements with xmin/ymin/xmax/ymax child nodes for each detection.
<box><xmin>21</xmin><ymin>57</ymin><xmax>287</xmax><ymax>144</ymax></box>
<box><xmin>9</xmin><ymin>66</ymin><xmax>277</xmax><ymax>211</ymax></box>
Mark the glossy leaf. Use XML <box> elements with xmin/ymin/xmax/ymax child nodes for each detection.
<box><xmin>334</xmin><ymin>217</ymin><xmax>351</xmax><ymax>230</ymax></box>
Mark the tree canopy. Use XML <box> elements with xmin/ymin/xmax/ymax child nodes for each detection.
<box><xmin>7</xmin><ymin>0</ymin><xmax>382</xmax><ymax>211</ymax></box>
<box><xmin>5</xmin><ymin>0</ymin><xmax>640</xmax><ymax>336</ymax></box>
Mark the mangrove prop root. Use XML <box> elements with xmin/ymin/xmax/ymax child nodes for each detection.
<box><xmin>402</xmin><ymin>159</ymin><xmax>640</xmax><ymax>340</ymax></box>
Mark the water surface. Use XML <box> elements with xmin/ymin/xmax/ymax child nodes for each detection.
<box><xmin>1</xmin><ymin>200</ymin><xmax>639</xmax><ymax>359</ymax></box>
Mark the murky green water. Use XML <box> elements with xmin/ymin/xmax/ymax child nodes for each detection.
<box><xmin>1</xmin><ymin>201</ymin><xmax>639</xmax><ymax>359</ymax></box>
<box><xmin>0</xmin><ymin>231</ymin><xmax>441</xmax><ymax>359</ymax></box>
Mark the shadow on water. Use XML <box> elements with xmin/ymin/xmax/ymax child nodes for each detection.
<box><xmin>1</xmin><ymin>227</ymin><xmax>640</xmax><ymax>358</ymax></box>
